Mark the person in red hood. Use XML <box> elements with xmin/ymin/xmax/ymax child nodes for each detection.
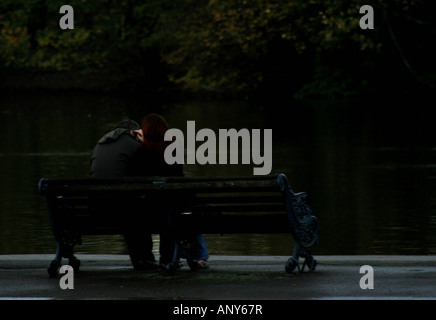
<box><xmin>129</xmin><ymin>113</ymin><xmax>210</xmax><ymax>270</ymax></box>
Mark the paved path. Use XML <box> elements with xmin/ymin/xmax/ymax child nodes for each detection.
<box><xmin>0</xmin><ymin>254</ymin><xmax>435</xmax><ymax>300</ymax></box>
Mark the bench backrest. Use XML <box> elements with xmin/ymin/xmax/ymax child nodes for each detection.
<box><xmin>39</xmin><ymin>174</ymin><xmax>316</xmax><ymax>242</ymax></box>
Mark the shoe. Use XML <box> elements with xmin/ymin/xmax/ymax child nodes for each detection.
<box><xmin>194</xmin><ymin>259</ymin><xmax>209</xmax><ymax>269</ymax></box>
<box><xmin>159</xmin><ymin>261</ymin><xmax>183</xmax><ymax>270</ymax></box>
<box><xmin>133</xmin><ymin>260</ymin><xmax>160</xmax><ymax>271</ymax></box>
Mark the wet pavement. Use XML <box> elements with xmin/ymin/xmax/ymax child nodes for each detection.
<box><xmin>1</xmin><ymin>254</ymin><xmax>435</xmax><ymax>301</ymax></box>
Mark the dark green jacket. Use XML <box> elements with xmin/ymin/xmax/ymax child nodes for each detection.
<box><xmin>90</xmin><ymin>128</ymin><xmax>140</xmax><ymax>178</ymax></box>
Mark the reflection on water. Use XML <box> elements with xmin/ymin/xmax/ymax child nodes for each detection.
<box><xmin>1</xmin><ymin>92</ymin><xmax>435</xmax><ymax>256</ymax></box>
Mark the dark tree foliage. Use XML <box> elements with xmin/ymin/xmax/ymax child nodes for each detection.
<box><xmin>0</xmin><ymin>0</ymin><xmax>434</xmax><ymax>99</ymax></box>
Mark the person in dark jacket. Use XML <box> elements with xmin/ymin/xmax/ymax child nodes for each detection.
<box><xmin>90</xmin><ymin>120</ymin><xmax>159</xmax><ymax>270</ymax></box>
<box><xmin>90</xmin><ymin>119</ymin><xmax>143</xmax><ymax>178</ymax></box>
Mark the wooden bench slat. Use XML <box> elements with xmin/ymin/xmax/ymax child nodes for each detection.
<box><xmin>39</xmin><ymin>176</ymin><xmax>281</xmax><ymax>196</ymax></box>
<box><xmin>73</xmin><ymin>213</ymin><xmax>291</xmax><ymax>235</ymax></box>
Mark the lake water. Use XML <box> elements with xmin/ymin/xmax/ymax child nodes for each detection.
<box><xmin>1</xmin><ymin>91</ymin><xmax>435</xmax><ymax>257</ymax></box>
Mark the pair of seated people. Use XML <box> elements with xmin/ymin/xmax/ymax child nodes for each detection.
<box><xmin>89</xmin><ymin>115</ymin><xmax>209</xmax><ymax>270</ymax></box>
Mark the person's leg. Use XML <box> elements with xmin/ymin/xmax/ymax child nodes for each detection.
<box><xmin>124</xmin><ymin>231</ymin><xmax>156</xmax><ymax>269</ymax></box>
<box><xmin>158</xmin><ymin>232</ymin><xmax>177</xmax><ymax>265</ymax></box>
<box><xmin>185</xmin><ymin>234</ymin><xmax>210</xmax><ymax>270</ymax></box>
<box><xmin>47</xmin><ymin>199</ymin><xmax>81</xmax><ymax>276</ymax></box>
<box><xmin>158</xmin><ymin>203</ymin><xmax>177</xmax><ymax>266</ymax></box>
<box><xmin>122</xmin><ymin>199</ymin><xmax>157</xmax><ymax>270</ymax></box>
<box><xmin>191</xmin><ymin>234</ymin><xmax>209</xmax><ymax>261</ymax></box>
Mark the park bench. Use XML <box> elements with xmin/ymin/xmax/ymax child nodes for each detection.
<box><xmin>38</xmin><ymin>173</ymin><xmax>318</xmax><ymax>276</ymax></box>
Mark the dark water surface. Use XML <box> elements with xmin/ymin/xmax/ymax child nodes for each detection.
<box><xmin>1</xmin><ymin>92</ymin><xmax>435</xmax><ymax>256</ymax></box>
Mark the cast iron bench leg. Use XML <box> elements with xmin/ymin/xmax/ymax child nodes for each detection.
<box><xmin>285</xmin><ymin>243</ymin><xmax>317</xmax><ymax>275</ymax></box>
<box><xmin>47</xmin><ymin>226</ymin><xmax>81</xmax><ymax>278</ymax></box>
<box><xmin>47</xmin><ymin>241</ymin><xmax>81</xmax><ymax>278</ymax></box>
<box><xmin>278</xmin><ymin>174</ymin><xmax>318</xmax><ymax>275</ymax></box>
<box><xmin>164</xmin><ymin>238</ymin><xmax>198</xmax><ymax>275</ymax></box>
<box><xmin>47</xmin><ymin>198</ymin><xmax>81</xmax><ymax>277</ymax></box>
<box><xmin>47</xmin><ymin>244</ymin><xmax>62</xmax><ymax>278</ymax></box>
